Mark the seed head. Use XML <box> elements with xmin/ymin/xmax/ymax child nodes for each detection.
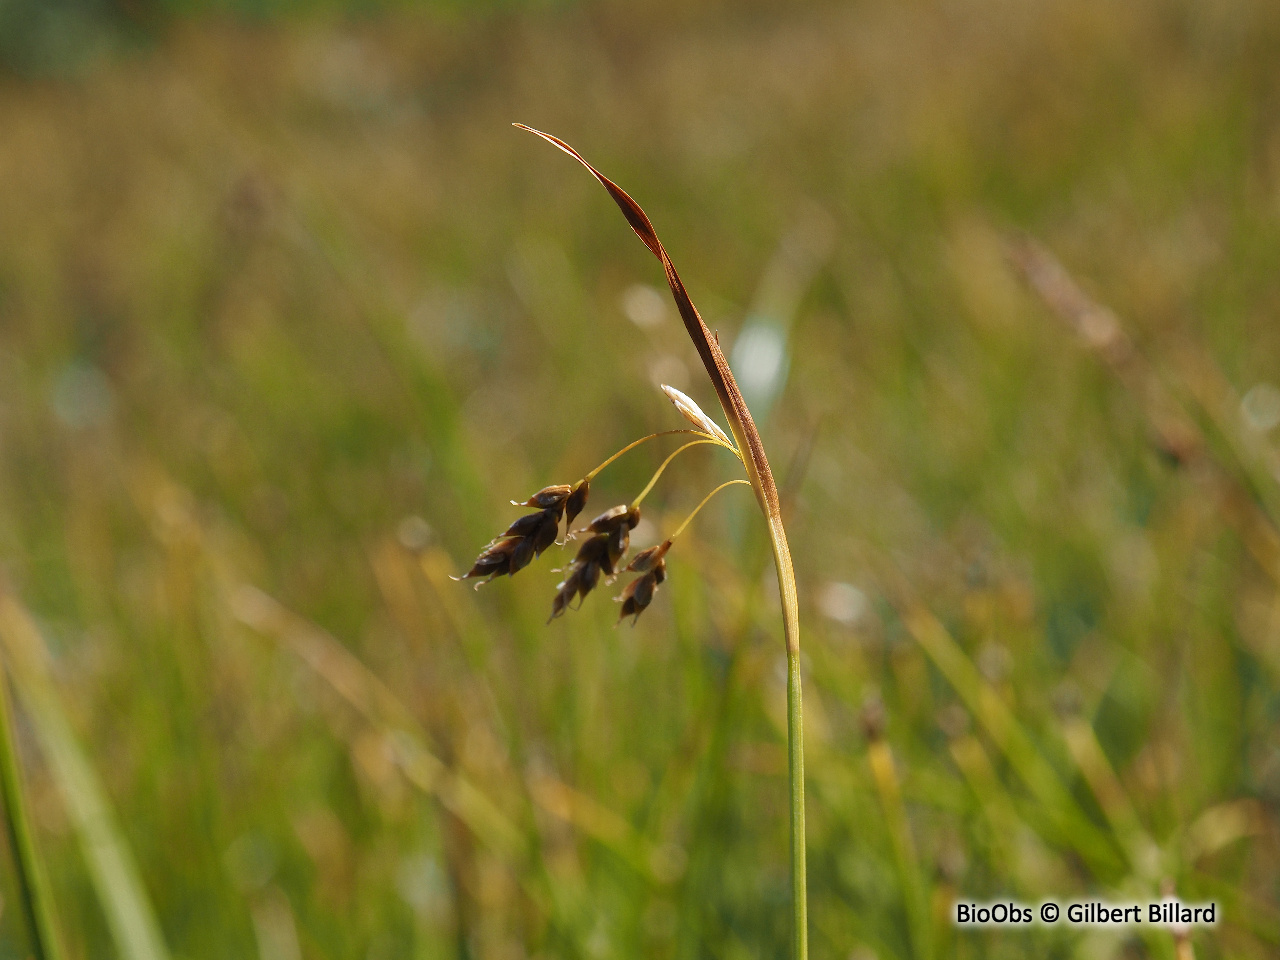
<box><xmin>548</xmin><ymin>504</ymin><xmax>638</xmax><ymax>621</ymax></box>
<box><xmin>606</xmin><ymin>525</ymin><xmax>630</xmax><ymax>571</ymax></box>
<box><xmin>614</xmin><ymin>539</ymin><xmax>673</xmax><ymax>624</ymax></box>
<box><xmin>455</xmin><ymin>537</ymin><xmax>523</xmax><ymax>585</ymax></box>
<box><xmin>512</xmin><ymin>484</ymin><xmax>574</xmax><ymax>510</ymax></box>
<box><xmin>456</xmin><ymin>484</ymin><xmax>580</xmax><ymax>587</ymax></box>
<box><xmin>585</xmin><ymin>504</ymin><xmax>640</xmax><ymax>534</ymax></box>
<box><xmin>564</xmin><ymin>480</ymin><xmax>590</xmax><ymax>527</ymax></box>
<box><xmin>585</xmin><ymin>504</ymin><xmax>640</xmax><ymax>573</ymax></box>
<box><xmin>617</xmin><ymin>559</ymin><xmax>667</xmax><ymax>625</ymax></box>
<box><xmin>625</xmin><ymin>539</ymin><xmax>671</xmax><ymax>574</ymax></box>
<box><xmin>501</xmin><ymin>508</ymin><xmax>554</xmax><ymax>540</ymax></box>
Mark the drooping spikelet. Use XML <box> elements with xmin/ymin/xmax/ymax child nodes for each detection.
<box><xmin>456</xmin><ymin>481</ymin><xmax>588</xmax><ymax>586</ymax></box>
<box><xmin>583</xmin><ymin>504</ymin><xmax>640</xmax><ymax>571</ymax></box>
<box><xmin>511</xmin><ymin>484</ymin><xmax>574</xmax><ymax>509</ymax></box>
<box><xmin>616</xmin><ymin>539</ymin><xmax>671</xmax><ymax>624</ymax></box>
<box><xmin>625</xmin><ymin>539</ymin><xmax>670</xmax><ymax>574</ymax></box>
<box><xmin>548</xmin><ymin>505</ymin><xmax>640</xmax><ymax>621</ymax></box>
<box><xmin>563</xmin><ymin>480</ymin><xmax>590</xmax><ymax>528</ymax></box>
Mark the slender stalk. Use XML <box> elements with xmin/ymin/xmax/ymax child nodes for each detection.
<box><xmin>582</xmin><ymin>429</ymin><xmax>735</xmax><ymax>483</ymax></box>
<box><xmin>518</xmin><ymin>124</ymin><xmax>808</xmax><ymax>958</ymax></box>
<box><xmin>632</xmin><ymin>440</ymin><xmax>727</xmax><ymax>508</ymax></box>
<box><xmin>0</xmin><ymin>660</ymin><xmax>63</xmax><ymax>960</ymax></box>
<box><xmin>670</xmin><ymin>480</ymin><xmax>751</xmax><ymax>538</ymax></box>
<box><xmin>786</xmin><ymin>644</ymin><xmax>806</xmax><ymax>959</ymax></box>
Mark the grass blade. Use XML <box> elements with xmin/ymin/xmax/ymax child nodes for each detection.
<box><xmin>0</xmin><ymin>596</ymin><xmax>171</xmax><ymax>960</ymax></box>
<box><xmin>899</xmin><ymin>601</ymin><xmax>1126</xmax><ymax>877</ymax></box>
<box><xmin>0</xmin><ymin>656</ymin><xmax>64</xmax><ymax>960</ymax></box>
<box><xmin>865</xmin><ymin>721</ymin><xmax>932</xmax><ymax>960</ymax></box>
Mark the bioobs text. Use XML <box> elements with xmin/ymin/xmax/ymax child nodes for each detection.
<box><xmin>955</xmin><ymin>903</ymin><xmax>1033</xmax><ymax>925</ymax></box>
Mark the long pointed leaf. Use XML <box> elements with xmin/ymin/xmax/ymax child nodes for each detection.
<box><xmin>0</xmin><ymin>597</ymin><xmax>171</xmax><ymax>960</ymax></box>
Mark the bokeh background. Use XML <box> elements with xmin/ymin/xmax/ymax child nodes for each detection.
<box><xmin>1</xmin><ymin>0</ymin><xmax>1279</xmax><ymax>957</ymax></box>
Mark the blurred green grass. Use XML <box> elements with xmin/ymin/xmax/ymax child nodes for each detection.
<box><xmin>0</xmin><ymin>0</ymin><xmax>1279</xmax><ymax>957</ymax></box>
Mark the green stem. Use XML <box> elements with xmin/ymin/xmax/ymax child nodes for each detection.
<box><xmin>759</xmin><ymin>506</ymin><xmax>806</xmax><ymax>960</ymax></box>
<box><xmin>787</xmin><ymin>649</ymin><xmax>807</xmax><ymax>960</ymax></box>
<box><xmin>0</xmin><ymin>661</ymin><xmax>63</xmax><ymax>960</ymax></box>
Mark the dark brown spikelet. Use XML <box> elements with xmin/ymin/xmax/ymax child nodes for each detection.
<box><xmin>508</xmin><ymin>534</ymin><xmax>537</xmax><ymax>576</ymax></box>
<box><xmin>532</xmin><ymin>510</ymin><xmax>560</xmax><ymax>555</ymax></box>
<box><xmin>617</xmin><ymin>558</ymin><xmax>667</xmax><ymax>625</ymax></box>
<box><xmin>586</xmin><ymin>505</ymin><xmax>640</xmax><ymax>535</ymax></box>
<box><xmin>457</xmin><ymin>486</ymin><xmax>574</xmax><ymax>586</ymax></box>
<box><xmin>606</xmin><ymin>526</ymin><xmax>630</xmax><ymax>572</ymax></box>
<box><xmin>579</xmin><ymin>555</ymin><xmax>603</xmax><ymax>593</ymax></box>
<box><xmin>455</xmin><ymin>537</ymin><xmax>522</xmax><ymax>585</ymax></box>
<box><xmin>513</xmin><ymin>484</ymin><xmax>573</xmax><ymax>510</ymax></box>
<box><xmin>548</xmin><ymin>527</ymin><xmax>620</xmax><ymax>621</ymax></box>
<box><xmin>626</xmin><ymin>539</ymin><xmax>671</xmax><ymax>574</ymax></box>
<box><xmin>573</xmin><ymin>534</ymin><xmax>611</xmax><ymax>568</ymax></box>
<box><xmin>549</xmin><ymin>571</ymin><xmax>580</xmax><ymax>622</ymax></box>
<box><xmin>616</xmin><ymin>539</ymin><xmax>672</xmax><ymax>623</ymax></box>
<box><xmin>501</xmin><ymin>509</ymin><xmax>551</xmax><ymax>539</ymax></box>
<box><xmin>564</xmin><ymin>480</ymin><xmax>590</xmax><ymax>527</ymax></box>
<box><xmin>602</xmin><ymin>506</ymin><xmax>640</xmax><ymax>570</ymax></box>
<box><xmin>573</xmin><ymin>504</ymin><xmax>640</xmax><ymax>573</ymax></box>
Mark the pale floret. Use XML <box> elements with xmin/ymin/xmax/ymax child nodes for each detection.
<box><xmin>660</xmin><ymin>384</ymin><xmax>732</xmax><ymax>446</ymax></box>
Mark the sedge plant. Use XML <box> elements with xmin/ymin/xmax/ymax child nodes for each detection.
<box><xmin>457</xmin><ymin>126</ymin><xmax>808</xmax><ymax>958</ymax></box>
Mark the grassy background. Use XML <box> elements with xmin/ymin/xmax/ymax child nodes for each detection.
<box><xmin>1</xmin><ymin>0</ymin><xmax>1279</xmax><ymax>957</ymax></box>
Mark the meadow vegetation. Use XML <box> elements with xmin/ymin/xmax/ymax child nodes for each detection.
<box><xmin>0</xmin><ymin>1</ymin><xmax>1278</xmax><ymax>957</ymax></box>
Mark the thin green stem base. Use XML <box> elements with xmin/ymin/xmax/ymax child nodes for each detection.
<box><xmin>787</xmin><ymin>651</ymin><xmax>807</xmax><ymax>960</ymax></box>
